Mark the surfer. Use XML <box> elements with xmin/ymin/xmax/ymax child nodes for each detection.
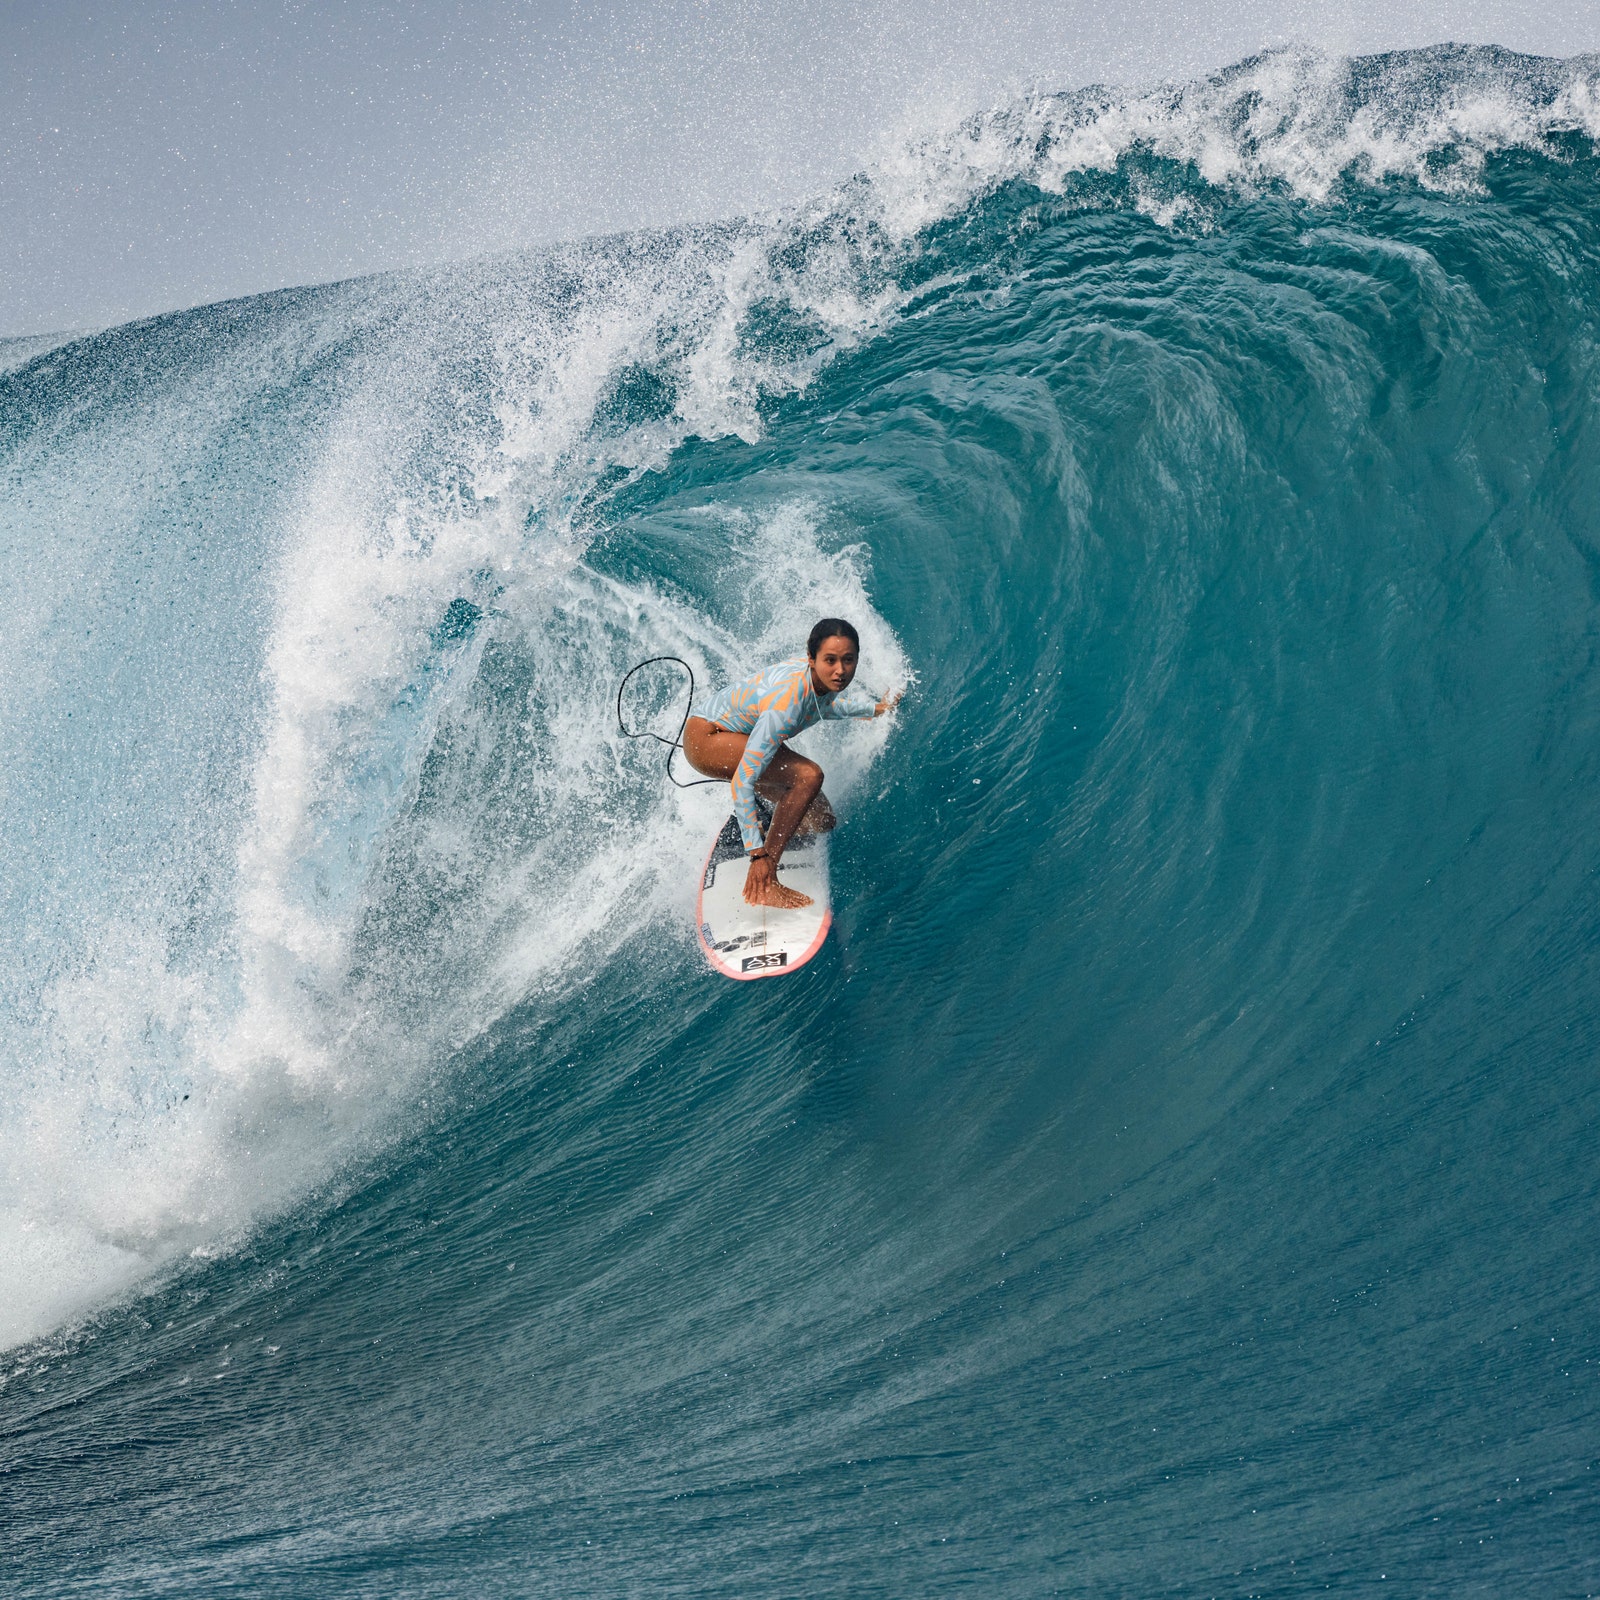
<box><xmin>683</xmin><ymin>619</ymin><xmax>900</xmax><ymax>909</ymax></box>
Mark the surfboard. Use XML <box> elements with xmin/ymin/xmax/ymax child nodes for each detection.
<box><xmin>696</xmin><ymin>812</ymin><xmax>832</xmax><ymax>979</ymax></box>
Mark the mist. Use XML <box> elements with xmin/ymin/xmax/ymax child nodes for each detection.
<box><xmin>4</xmin><ymin>0</ymin><xmax>1598</xmax><ymax>337</ymax></box>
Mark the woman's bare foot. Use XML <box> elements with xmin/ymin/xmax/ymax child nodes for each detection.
<box><xmin>743</xmin><ymin>857</ymin><xmax>814</xmax><ymax>910</ymax></box>
<box><xmin>746</xmin><ymin>880</ymin><xmax>814</xmax><ymax>910</ymax></box>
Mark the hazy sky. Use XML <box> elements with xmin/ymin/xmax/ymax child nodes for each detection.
<box><xmin>3</xmin><ymin>0</ymin><xmax>1598</xmax><ymax>337</ymax></box>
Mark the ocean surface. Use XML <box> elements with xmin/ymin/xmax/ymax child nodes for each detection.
<box><xmin>4</xmin><ymin>44</ymin><xmax>1600</xmax><ymax>1597</ymax></box>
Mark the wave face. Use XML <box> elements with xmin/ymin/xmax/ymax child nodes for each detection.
<box><xmin>5</xmin><ymin>44</ymin><xmax>1600</xmax><ymax>1596</ymax></box>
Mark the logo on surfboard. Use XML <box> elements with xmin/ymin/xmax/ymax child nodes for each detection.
<box><xmin>740</xmin><ymin>951</ymin><xmax>789</xmax><ymax>972</ymax></box>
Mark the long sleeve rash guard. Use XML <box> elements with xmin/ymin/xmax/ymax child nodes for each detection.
<box><xmin>694</xmin><ymin>657</ymin><xmax>877</xmax><ymax>850</ymax></box>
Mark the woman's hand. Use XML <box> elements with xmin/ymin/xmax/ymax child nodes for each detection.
<box><xmin>875</xmin><ymin>688</ymin><xmax>904</xmax><ymax>717</ymax></box>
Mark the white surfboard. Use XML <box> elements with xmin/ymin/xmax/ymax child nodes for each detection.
<box><xmin>696</xmin><ymin>813</ymin><xmax>832</xmax><ymax>979</ymax></box>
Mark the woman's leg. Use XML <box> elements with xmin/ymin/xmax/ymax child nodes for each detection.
<box><xmin>682</xmin><ymin>718</ymin><xmax>829</xmax><ymax>908</ymax></box>
<box><xmin>754</xmin><ymin>752</ymin><xmax>824</xmax><ymax>865</ymax></box>
<box><xmin>683</xmin><ymin>720</ymin><xmax>835</xmax><ymax>831</ymax></box>
<box><xmin>783</xmin><ymin>786</ymin><xmax>836</xmax><ymax>837</ymax></box>
<box><xmin>681</xmin><ymin>717</ymin><xmax>751</xmax><ymax>784</ymax></box>
<box><xmin>683</xmin><ymin>719</ymin><xmax>831</xmax><ymax>846</ymax></box>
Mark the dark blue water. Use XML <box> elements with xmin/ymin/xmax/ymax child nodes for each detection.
<box><xmin>4</xmin><ymin>45</ymin><xmax>1600</xmax><ymax>1598</ymax></box>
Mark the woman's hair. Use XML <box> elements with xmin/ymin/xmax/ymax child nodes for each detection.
<box><xmin>807</xmin><ymin>617</ymin><xmax>860</xmax><ymax>657</ymax></box>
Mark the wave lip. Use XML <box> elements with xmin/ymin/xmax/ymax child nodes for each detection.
<box><xmin>864</xmin><ymin>43</ymin><xmax>1600</xmax><ymax>238</ymax></box>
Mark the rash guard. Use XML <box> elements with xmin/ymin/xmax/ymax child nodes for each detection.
<box><xmin>694</xmin><ymin>657</ymin><xmax>878</xmax><ymax>851</ymax></box>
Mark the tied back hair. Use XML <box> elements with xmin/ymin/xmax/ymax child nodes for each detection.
<box><xmin>807</xmin><ymin>617</ymin><xmax>860</xmax><ymax>657</ymax></box>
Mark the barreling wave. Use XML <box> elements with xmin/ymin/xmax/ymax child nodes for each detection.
<box><xmin>4</xmin><ymin>42</ymin><xmax>1600</xmax><ymax>1598</ymax></box>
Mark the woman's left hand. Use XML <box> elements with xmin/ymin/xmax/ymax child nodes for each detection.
<box><xmin>875</xmin><ymin>688</ymin><xmax>904</xmax><ymax>717</ymax></box>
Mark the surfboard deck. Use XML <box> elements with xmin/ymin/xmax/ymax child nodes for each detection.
<box><xmin>696</xmin><ymin>813</ymin><xmax>831</xmax><ymax>979</ymax></box>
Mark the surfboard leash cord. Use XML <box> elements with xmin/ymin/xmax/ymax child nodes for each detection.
<box><xmin>616</xmin><ymin>656</ymin><xmax>723</xmax><ymax>789</ymax></box>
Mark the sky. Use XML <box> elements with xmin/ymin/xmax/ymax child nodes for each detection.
<box><xmin>3</xmin><ymin>0</ymin><xmax>1598</xmax><ymax>338</ymax></box>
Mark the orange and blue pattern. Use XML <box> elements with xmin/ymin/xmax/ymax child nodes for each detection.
<box><xmin>695</xmin><ymin>657</ymin><xmax>877</xmax><ymax>850</ymax></box>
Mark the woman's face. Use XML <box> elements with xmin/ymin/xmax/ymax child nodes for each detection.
<box><xmin>810</xmin><ymin>636</ymin><xmax>859</xmax><ymax>694</ymax></box>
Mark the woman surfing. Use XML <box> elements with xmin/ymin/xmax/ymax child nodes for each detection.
<box><xmin>683</xmin><ymin>618</ymin><xmax>901</xmax><ymax>910</ymax></box>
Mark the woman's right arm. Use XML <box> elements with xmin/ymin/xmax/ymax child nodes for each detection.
<box><xmin>731</xmin><ymin>708</ymin><xmax>785</xmax><ymax>851</ymax></box>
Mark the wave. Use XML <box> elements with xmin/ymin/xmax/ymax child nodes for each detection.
<box><xmin>4</xmin><ymin>41</ymin><xmax>1600</xmax><ymax>1595</ymax></box>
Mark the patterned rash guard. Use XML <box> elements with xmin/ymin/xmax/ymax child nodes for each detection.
<box><xmin>694</xmin><ymin>656</ymin><xmax>878</xmax><ymax>851</ymax></box>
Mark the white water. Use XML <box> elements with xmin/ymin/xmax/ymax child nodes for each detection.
<box><xmin>0</xmin><ymin>219</ymin><xmax>907</xmax><ymax>1352</ymax></box>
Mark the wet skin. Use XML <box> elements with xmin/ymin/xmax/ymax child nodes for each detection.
<box><xmin>683</xmin><ymin>637</ymin><xmax>900</xmax><ymax>909</ymax></box>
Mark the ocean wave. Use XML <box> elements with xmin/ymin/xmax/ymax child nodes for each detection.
<box><xmin>2</xmin><ymin>53</ymin><xmax>1597</xmax><ymax>1553</ymax></box>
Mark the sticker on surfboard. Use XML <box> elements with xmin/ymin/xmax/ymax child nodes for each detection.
<box><xmin>696</xmin><ymin>813</ymin><xmax>831</xmax><ymax>980</ymax></box>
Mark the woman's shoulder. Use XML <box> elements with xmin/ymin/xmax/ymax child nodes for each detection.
<box><xmin>750</xmin><ymin>654</ymin><xmax>807</xmax><ymax>685</ymax></box>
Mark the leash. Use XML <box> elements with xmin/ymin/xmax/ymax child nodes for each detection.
<box><xmin>616</xmin><ymin>656</ymin><xmax>723</xmax><ymax>789</ymax></box>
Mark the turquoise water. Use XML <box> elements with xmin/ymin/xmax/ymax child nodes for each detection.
<box><xmin>4</xmin><ymin>45</ymin><xmax>1600</xmax><ymax>1596</ymax></box>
